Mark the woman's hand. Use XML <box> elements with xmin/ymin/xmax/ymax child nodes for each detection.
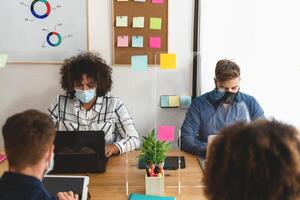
<box><xmin>105</xmin><ymin>144</ymin><xmax>119</xmax><ymax>157</ymax></box>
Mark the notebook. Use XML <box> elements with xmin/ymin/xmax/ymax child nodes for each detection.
<box><xmin>0</xmin><ymin>154</ymin><xmax>7</xmax><ymax>164</ymax></box>
<box><xmin>43</xmin><ymin>175</ymin><xmax>89</xmax><ymax>200</ymax></box>
<box><xmin>51</xmin><ymin>131</ymin><xmax>107</xmax><ymax>173</ymax></box>
<box><xmin>128</xmin><ymin>193</ymin><xmax>176</xmax><ymax>200</ymax></box>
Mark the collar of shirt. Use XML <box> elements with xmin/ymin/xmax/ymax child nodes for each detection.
<box><xmin>73</xmin><ymin>96</ymin><xmax>104</xmax><ymax>113</ymax></box>
<box><xmin>1</xmin><ymin>172</ymin><xmax>50</xmax><ymax>195</ymax></box>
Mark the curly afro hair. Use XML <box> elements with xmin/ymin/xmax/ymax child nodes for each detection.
<box><xmin>204</xmin><ymin>120</ymin><xmax>300</xmax><ymax>200</ymax></box>
<box><xmin>60</xmin><ymin>52</ymin><xmax>112</xmax><ymax>98</ymax></box>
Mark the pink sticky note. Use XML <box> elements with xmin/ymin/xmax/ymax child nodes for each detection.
<box><xmin>117</xmin><ymin>36</ymin><xmax>129</xmax><ymax>47</ymax></box>
<box><xmin>149</xmin><ymin>37</ymin><xmax>161</xmax><ymax>49</ymax></box>
<box><xmin>158</xmin><ymin>126</ymin><xmax>175</xmax><ymax>142</ymax></box>
<box><xmin>152</xmin><ymin>0</ymin><xmax>164</xmax><ymax>4</ymax></box>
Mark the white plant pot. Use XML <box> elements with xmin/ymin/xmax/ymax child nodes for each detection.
<box><xmin>145</xmin><ymin>173</ymin><xmax>164</xmax><ymax>196</ymax></box>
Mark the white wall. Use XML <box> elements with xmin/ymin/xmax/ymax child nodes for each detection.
<box><xmin>200</xmin><ymin>0</ymin><xmax>300</xmax><ymax>127</ymax></box>
<box><xmin>0</xmin><ymin>0</ymin><xmax>194</xmax><ymax>148</ymax></box>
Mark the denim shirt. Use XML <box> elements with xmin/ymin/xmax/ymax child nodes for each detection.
<box><xmin>181</xmin><ymin>89</ymin><xmax>264</xmax><ymax>156</ymax></box>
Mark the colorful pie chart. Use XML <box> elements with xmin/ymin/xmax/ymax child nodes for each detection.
<box><xmin>30</xmin><ymin>0</ymin><xmax>51</xmax><ymax>19</ymax></box>
<box><xmin>46</xmin><ymin>32</ymin><xmax>62</xmax><ymax>47</ymax></box>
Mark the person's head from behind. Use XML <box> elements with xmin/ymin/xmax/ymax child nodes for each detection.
<box><xmin>2</xmin><ymin>109</ymin><xmax>55</xmax><ymax>176</ymax></box>
<box><xmin>60</xmin><ymin>52</ymin><xmax>112</xmax><ymax>104</ymax></box>
<box><xmin>214</xmin><ymin>59</ymin><xmax>240</xmax><ymax>93</ymax></box>
<box><xmin>204</xmin><ymin>120</ymin><xmax>300</xmax><ymax>200</ymax></box>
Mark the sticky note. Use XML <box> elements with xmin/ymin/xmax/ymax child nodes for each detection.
<box><xmin>158</xmin><ymin>126</ymin><xmax>175</xmax><ymax>142</ymax></box>
<box><xmin>0</xmin><ymin>54</ymin><xmax>8</xmax><ymax>68</ymax></box>
<box><xmin>180</xmin><ymin>96</ymin><xmax>192</xmax><ymax>108</ymax></box>
<box><xmin>132</xmin><ymin>36</ymin><xmax>143</xmax><ymax>48</ymax></box>
<box><xmin>160</xmin><ymin>54</ymin><xmax>176</xmax><ymax>69</ymax></box>
<box><xmin>131</xmin><ymin>55</ymin><xmax>148</xmax><ymax>71</ymax></box>
<box><xmin>117</xmin><ymin>36</ymin><xmax>129</xmax><ymax>47</ymax></box>
<box><xmin>152</xmin><ymin>0</ymin><xmax>164</xmax><ymax>3</ymax></box>
<box><xmin>160</xmin><ymin>95</ymin><xmax>169</xmax><ymax>108</ymax></box>
<box><xmin>150</xmin><ymin>18</ymin><xmax>162</xmax><ymax>30</ymax></box>
<box><xmin>169</xmin><ymin>96</ymin><xmax>180</xmax><ymax>107</ymax></box>
<box><xmin>134</xmin><ymin>0</ymin><xmax>146</xmax><ymax>2</ymax></box>
<box><xmin>149</xmin><ymin>37</ymin><xmax>161</xmax><ymax>49</ymax></box>
<box><xmin>132</xmin><ymin>17</ymin><xmax>144</xmax><ymax>28</ymax></box>
<box><xmin>116</xmin><ymin>16</ymin><xmax>128</xmax><ymax>27</ymax></box>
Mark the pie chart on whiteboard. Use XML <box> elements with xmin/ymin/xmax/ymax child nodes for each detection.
<box><xmin>30</xmin><ymin>0</ymin><xmax>51</xmax><ymax>19</ymax></box>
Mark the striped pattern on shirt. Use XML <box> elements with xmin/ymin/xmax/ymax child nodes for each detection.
<box><xmin>48</xmin><ymin>94</ymin><xmax>140</xmax><ymax>154</ymax></box>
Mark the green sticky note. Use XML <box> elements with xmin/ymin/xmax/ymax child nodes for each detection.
<box><xmin>133</xmin><ymin>17</ymin><xmax>144</xmax><ymax>28</ymax></box>
<box><xmin>150</xmin><ymin>18</ymin><xmax>162</xmax><ymax>30</ymax></box>
<box><xmin>131</xmin><ymin>55</ymin><xmax>148</xmax><ymax>71</ymax></box>
<box><xmin>0</xmin><ymin>54</ymin><xmax>8</xmax><ymax>68</ymax></box>
<box><xmin>116</xmin><ymin>16</ymin><xmax>128</xmax><ymax>27</ymax></box>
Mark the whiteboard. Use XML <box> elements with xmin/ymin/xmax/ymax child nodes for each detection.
<box><xmin>0</xmin><ymin>0</ymin><xmax>88</xmax><ymax>63</ymax></box>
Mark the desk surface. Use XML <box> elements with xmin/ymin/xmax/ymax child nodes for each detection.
<box><xmin>0</xmin><ymin>150</ymin><xmax>207</xmax><ymax>200</ymax></box>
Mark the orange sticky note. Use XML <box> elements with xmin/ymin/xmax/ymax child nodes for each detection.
<box><xmin>160</xmin><ymin>54</ymin><xmax>176</xmax><ymax>69</ymax></box>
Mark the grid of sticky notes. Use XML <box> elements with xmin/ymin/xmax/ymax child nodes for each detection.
<box><xmin>113</xmin><ymin>0</ymin><xmax>168</xmax><ymax>65</ymax></box>
<box><xmin>115</xmin><ymin>15</ymin><xmax>163</xmax><ymax>50</ymax></box>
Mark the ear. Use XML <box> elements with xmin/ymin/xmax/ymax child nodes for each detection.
<box><xmin>45</xmin><ymin>144</ymin><xmax>54</xmax><ymax>162</ymax></box>
<box><xmin>214</xmin><ymin>78</ymin><xmax>218</xmax><ymax>88</ymax></box>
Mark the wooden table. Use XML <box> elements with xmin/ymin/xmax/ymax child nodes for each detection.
<box><xmin>0</xmin><ymin>150</ymin><xmax>207</xmax><ymax>200</ymax></box>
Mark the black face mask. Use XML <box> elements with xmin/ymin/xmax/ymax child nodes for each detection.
<box><xmin>216</xmin><ymin>91</ymin><xmax>237</xmax><ymax>106</ymax></box>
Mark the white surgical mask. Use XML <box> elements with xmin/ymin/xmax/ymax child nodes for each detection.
<box><xmin>44</xmin><ymin>153</ymin><xmax>54</xmax><ymax>175</ymax></box>
<box><xmin>74</xmin><ymin>88</ymin><xmax>96</xmax><ymax>103</ymax></box>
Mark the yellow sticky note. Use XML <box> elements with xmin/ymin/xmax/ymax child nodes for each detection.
<box><xmin>169</xmin><ymin>96</ymin><xmax>180</xmax><ymax>107</ymax></box>
<box><xmin>0</xmin><ymin>54</ymin><xmax>8</xmax><ymax>68</ymax></box>
<box><xmin>160</xmin><ymin>54</ymin><xmax>176</xmax><ymax>69</ymax></box>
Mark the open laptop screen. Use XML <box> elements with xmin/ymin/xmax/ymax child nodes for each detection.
<box><xmin>51</xmin><ymin>131</ymin><xmax>107</xmax><ymax>173</ymax></box>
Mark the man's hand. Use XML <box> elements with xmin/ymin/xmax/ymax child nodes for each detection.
<box><xmin>105</xmin><ymin>144</ymin><xmax>120</xmax><ymax>157</ymax></box>
<box><xmin>57</xmin><ymin>191</ymin><xmax>79</xmax><ymax>200</ymax></box>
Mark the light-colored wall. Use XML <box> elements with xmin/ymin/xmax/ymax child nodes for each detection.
<box><xmin>0</xmin><ymin>0</ymin><xmax>194</xmax><ymax>148</ymax></box>
<box><xmin>200</xmin><ymin>0</ymin><xmax>300</xmax><ymax>127</ymax></box>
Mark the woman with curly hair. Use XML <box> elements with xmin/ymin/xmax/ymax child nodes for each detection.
<box><xmin>49</xmin><ymin>52</ymin><xmax>140</xmax><ymax>157</ymax></box>
<box><xmin>204</xmin><ymin>120</ymin><xmax>300</xmax><ymax>200</ymax></box>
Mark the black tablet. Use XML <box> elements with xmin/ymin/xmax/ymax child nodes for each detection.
<box><xmin>43</xmin><ymin>175</ymin><xmax>89</xmax><ymax>200</ymax></box>
<box><xmin>138</xmin><ymin>156</ymin><xmax>186</xmax><ymax>170</ymax></box>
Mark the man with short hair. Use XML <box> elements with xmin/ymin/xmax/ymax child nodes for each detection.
<box><xmin>181</xmin><ymin>59</ymin><xmax>264</xmax><ymax>156</ymax></box>
<box><xmin>0</xmin><ymin>109</ymin><xmax>78</xmax><ymax>200</ymax></box>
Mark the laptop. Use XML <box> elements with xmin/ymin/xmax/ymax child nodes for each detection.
<box><xmin>51</xmin><ymin>131</ymin><xmax>107</xmax><ymax>173</ymax></box>
<box><xmin>43</xmin><ymin>175</ymin><xmax>89</xmax><ymax>200</ymax></box>
<box><xmin>198</xmin><ymin>134</ymin><xmax>218</xmax><ymax>171</ymax></box>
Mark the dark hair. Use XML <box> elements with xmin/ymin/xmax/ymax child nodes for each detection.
<box><xmin>204</xmin><ymin>120</ymin><xmax>300</xmax><ymax>200</ymax></box>
<box><xmin>2</xmin><ymin>110</ymin><xmax>56</xmax><ymax>169</ymax></box>
<box><xmin>60</xmin><ymin>52</ymin><xmax>113</xmax><ymax>97</ymax></box>
<box><xmin>215</xmin><ymin>59</ymin><xmax>240</xmax><ymax>82</ymax></box>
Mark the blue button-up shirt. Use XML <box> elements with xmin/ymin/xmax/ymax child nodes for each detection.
<box><xmin>181</xmin><ymin>90</ymin><xmax>264</xmax><ymax>156</ymax></box>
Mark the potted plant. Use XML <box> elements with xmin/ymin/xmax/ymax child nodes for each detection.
<box><xmin>139</xmin><ymin>129</ymin><xmax>171</xmax><ymax>196</ymax></box>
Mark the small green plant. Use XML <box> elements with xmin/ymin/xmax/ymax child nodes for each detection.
<box><xmin>139</xmin><ymin>129</ymin><xmax>171</xmax><ymax>165</ymax></box>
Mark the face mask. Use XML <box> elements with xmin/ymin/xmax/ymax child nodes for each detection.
<box><xmin>213</xmin><ymin>89</ymin><xmax>238</xmax><ymax>105</ymax></box>
<box><xmin>44</xmin><ymin>153</ymin><xmax>54</xmax><ymax>175</ymax></box>
<box><xmin>74</xmin><ymin>88</ymin><xmax>96</xmax><ymax>103</ymax></box>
